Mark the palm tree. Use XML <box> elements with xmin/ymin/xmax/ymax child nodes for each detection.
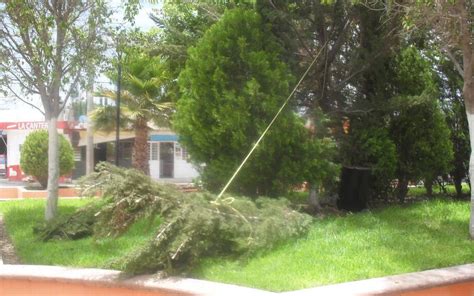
<box><xmin>92</xmin><ymin>53</ymin><xmax>172</xmax><ymax>175</ymax></box>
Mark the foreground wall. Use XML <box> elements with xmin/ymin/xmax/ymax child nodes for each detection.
<box><xmin>0</xmin><ymin>264</ymin><xmax>473</xmax><ymax>296</ymax></box>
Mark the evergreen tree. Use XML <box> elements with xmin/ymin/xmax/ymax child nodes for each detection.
<box><xmin>174</xmin><ymin>8</ymin><xmax>337</xmax><ymax>196</ymax></box>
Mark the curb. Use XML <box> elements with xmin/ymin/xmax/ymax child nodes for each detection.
<box><xmin>0</xmin><ymin>265</ymin><xmax>275</xmax><ymax>296</ymax></box>
<box><xmin>0</xmin><ymin>264</ymin><xmax>473</xmax><ymax>295</ymax></box>
<box><xmin>281</xmin><ymin>263</ymin><xmax>474</xmax><ymax>295</ymax></box>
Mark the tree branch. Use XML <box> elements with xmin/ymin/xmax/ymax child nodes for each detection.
<box><xmin>3</xmin><ymin>69</ymin><xmax>39</xmax><ymax>94</ymax></box>
<box><xmin>59</xmin><ymin>71</ymin><xmax>82</xmax><ymax>115</ymax></box>
<box><xmin>443</xmin><ymin>47</ymin><xmax>464</xmax><ymax>78</ymax></box>
<box><xmin>5</xmin><ymin>85</ymin><xmax>45</xmax><ymax>115</ymax></box>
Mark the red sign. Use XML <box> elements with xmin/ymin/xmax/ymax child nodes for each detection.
<box><xmin>0</xmin><ymin>121</ymin><xmax>70</xmax><ymax>130</ymax></box>
<box><xmin>7</xmin><ymin>165</ymin><xmax>24</xmax><ymax>181</ymax></box>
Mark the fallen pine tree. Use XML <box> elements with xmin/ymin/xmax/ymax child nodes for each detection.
<box><xmin>35</xmin><ymin>162</ymin><xmax>312</xmax><ymax>275</ymax></box>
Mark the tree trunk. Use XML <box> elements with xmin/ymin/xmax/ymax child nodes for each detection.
<box><xmin>308</xmin><ymin>184</ymin><xmax>322</xmax><ymax>212</ymax></box>
<box><xmin>424</xmin><ymin>178</ymin><xmax>433</xmax><ymax>198</ymax></box>
<box><xmin>462</xmin><ymin>66</ymin><xmax>473</xmax><ymax>236</ymax></box>
<box><xmin>37</xmin><ymin>176</ymin><xmax>48</xmax><ymax>190</ymax></box>
<box><xmin>86</xmin><ymin>76</ymin><xmax>94</xmax><ymax>175</ymax></box>
<box><xmin>397</xmin><ymin>176</ymin><xmax>408</xmax><ymax>204</ymax></box>
<box><xmin>458</xmin><ymin>0</ymin><xmax>474</xmax><ymax>239</ymax></box>
<box><xmin>133</xmin><ymin>117</ymin><xmax>149</xmax><ymax>175</ymax></box>
<box><xmin>45</xmin><ymin>116</ymin><xmax>59</xmax><ymax>221</ymax></box>
<box><xmin>466</xmin><ymin>110</ymin><xmax>474</xmax><ymax>239</ymax></box>
<box><xmin>453</xmin><ymin>175</ymin><xmax>463</xmax><ymax>200</ymax></box>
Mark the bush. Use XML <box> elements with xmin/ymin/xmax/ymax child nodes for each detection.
<box><xmin>390</xmin><ymin>94</ymin><xmax>453</xmax><ymax>201</ymax></box>
<box><xmin>20</xmin><ymin>130</ymin><xmax>75</xmax><ymax>188</ymax></box>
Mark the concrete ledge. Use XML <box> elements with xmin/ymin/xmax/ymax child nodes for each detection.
<box><xmin>0</xmin><ymin>265</ymin><xmax>275</xmax><ymax>296</ymax></box>
<box><xmin>281</xmin><ymin>263</ymin><xmax>474</xmax><ymax>296</ymax></box>
<box><xmin>0</xmin><ymin>264</ymin><xmax>473</xmax><ymax>295</ymax></box>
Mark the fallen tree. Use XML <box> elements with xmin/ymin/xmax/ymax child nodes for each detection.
<box><xmin>35</xmin><ymin>163</ymin><xmax>312</xmax><ymax>275</ymax></box>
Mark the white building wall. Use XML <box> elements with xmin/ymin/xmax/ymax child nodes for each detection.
<box><xmin>147</xmin><ymin>138</ymin><xmax>199</xmax><ymax>182</ymax></box>
<box><xmin>6</xmin><ymin>130</ymin><xmax>30</xmax><ymax>166</ymax></box>
<box><xmin>173</xmin><ymin>147</ymin><xmax>199</xmax><ymax>180</ymax></box>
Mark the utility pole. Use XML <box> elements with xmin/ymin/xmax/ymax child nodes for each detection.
<box><xmin>115</xmin><ymin>48</ymin><xmax>122</xmax><ymax>167</ymax></box>
<box><xmin>85</xmin><ymin>74</ymin><xmax>94</xmax><ymax>174</ymax></box>
<box><xmin>86</xmin><ymin>5</ymin><xmax>96</xmax><ymax>175</ymax></box>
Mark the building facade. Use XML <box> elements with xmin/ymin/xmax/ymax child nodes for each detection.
<box><xmin>0</xmin><ymin>121</ymin><xmax>73</xmax><ymax>181</ymax></box>
<box><xmin>0</xmin><ymin>121</ymin><xmax>199</xmax><ymax>183</ymax></box>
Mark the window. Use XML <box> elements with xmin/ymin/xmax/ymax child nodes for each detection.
<box><xmin>173</xmin><ymin>142</ymin><xmax>189</xmax><ymax>160</ymax></box>
<box><xmin>150</xmin><ymin>142</ymin><xmax>159</xmax><ymax>160</ymax></box>
<box><xmin>175</xmin><ymin>143</ymin><xmax>182</xmax><ymax>158</ymax></box>
<box><xmin>74</xmin><ymin>148</ymin><xmax>81</xmax><ymax>161</ymax></box>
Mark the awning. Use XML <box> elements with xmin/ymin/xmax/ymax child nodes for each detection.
<box><xmin>149</xmin><ymin>134</ymin><xmax>179</xmax><ymax>142</ymax></box>
<box><xmin>77</xmin><ymin>131</ymin><xmax>136</xmax><ymax>147</ymax></box>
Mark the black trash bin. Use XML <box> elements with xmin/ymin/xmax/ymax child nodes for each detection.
<box><xmin>337</xmin><ymin>166</ymin><xmax>371</xmax><ymax>212</ymax></box>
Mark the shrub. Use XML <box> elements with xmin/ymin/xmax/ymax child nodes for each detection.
<box><xmin>390</xmin><ymin>94</ymin><xmax>453</xmax><ymax>201</ymax></box>
<box><xmin>20</xmin><ymin>130</ymin><xmax>75</xmax><ymax>188</ymax></box>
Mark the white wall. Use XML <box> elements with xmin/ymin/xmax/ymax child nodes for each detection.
<box><xmin>148</xmin><ymin>140</ymin><xmax>199</xmax><ymax>182</ymax></box>
<box><xmin>6</xmin><ymin>130</ymin><xmax>30</xmax><ymax>166</ymax></box>
<box><xmin>174</xmin><ymin>156</ymin><xmax>199</xmax><ymax>180</ymax></box>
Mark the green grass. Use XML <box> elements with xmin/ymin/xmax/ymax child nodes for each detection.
<box><xmin>0</xmin><ymin>199</ymin><xmax>472</xmax><ymax>292</ymax></box>
<box><xmin>407</xmin><ymin>183</ymin><xmax>470</xmax><ymax>197</ymax></box>
<box><xmin>0</xmin><ymin>199</ymin><xmax>159</xmax><ymax>268</ymax></box>
<box><xmin>193</xmin><ymin>199</ymin><xmax>474</xmax><ymax>292</ymax></box>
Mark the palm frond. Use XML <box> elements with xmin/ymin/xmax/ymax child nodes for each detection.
<box><xmin>91</xmin><ymin>105</ymin><xmax>134</xmax><ymax>132</ymax></box>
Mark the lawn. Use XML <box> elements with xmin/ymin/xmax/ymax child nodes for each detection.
<box><xmin>407</xmin><ymin>183</ymin><xmax>470</xmax><ymax>198</ymax></box>
<box><xmin>193</xmin><ymin>199</ymin><xmax>474</xmax><ymax>291</ymax></box>
<box><xmin>0</xmin><ymin>198</ymin><xmax>160</xmax><ymax>269</ymax></box>
<box><xmin>0</xmin><ymin>198</ymin><xmax>472</xmax><ymax>292</ymax></box>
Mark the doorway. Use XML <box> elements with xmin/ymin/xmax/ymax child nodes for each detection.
<box><xmin>159</xmin><ymin>142</ymin><xmax>174</xmax><ymax>178</ymax></box>
<box><xmin>0</xmin><ymin>134</ymin><xmax>7</xmax><ymax>178</ymax></box>
<box><xmin>149</xmin><ymin>142</ymin><xmax>159</xmax><ymax>179</ymax></box>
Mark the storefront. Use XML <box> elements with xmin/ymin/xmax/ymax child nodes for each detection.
<box><xmin>76</xmin><ymin>130</ymin><xmax>199</xmax><ymax>183</ymax></box>
<box><xmin>148</xmin><ymin>133</ymin><xmax>199</xmax><ymax>182</ymax></box>
<box><xmin>0</xmin><ymin>121</ymin><xmax>75</xmax><ymax>181</ymax></box>
<box><xmin>0</xmin><ymin>120</ymin><xmax>199</xmax><ymax>183</ymax></box>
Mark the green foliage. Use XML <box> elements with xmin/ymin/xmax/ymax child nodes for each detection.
<box><xmin>390</xmin><ymin>94</ymin><xmax>453</xmax><ymax>182</ymax></box>
<box><xmin>174</xmin><ymin>8</ymin><xmax>336</xmax><ymax>196</ymax></box>
<box><xmin>34</xmin><ymin>202</ymin><xmax>101</xmax><ymax>241</ymax></box>
<box><xmin>37</xmin><ymin>163</ymin><xmax>312</xmax><ymax>275</ymax></box>
<box><xmin>79</xmin><ymin>162</ymin><xmax>180</xmax><ymax>237</ymax></box>
<box><xmin>2</xmin><ymin>197</ymin><xmax>473</xmax><ymax>291</ymax></box>
<box><xmin>150</xmin><ymin>2</ymin><xmax>226</xmax><ymax>103</ymax></box>
<box><xmin>0</xmin><ymin>199</ymin><xmax>160</xmax><ymax>269</ymax></box>
<box><xmin>342</xmin><ymin>120</ymin><xmax>397</xmax><ymax>199</ymax></box>
<box><xmin>432</xmin><ymin>51</ymin><xmax>470</xmax><ymax>198</ymax></box>
<box><xmin>118</xmin><ymin>193</ymin><xmax>311</xmax><ymax>275</ymax></box>
<box><xmin>20</xmin><ymin>130</ymin><xmax>74</xmax><ymax>188</ymax></box>
<box><xmin>389</xmin><ymin>46</ymin><xmax>453</xmax><ymax>186</ymax></box>
<box><xmin>94</xmin><ymin>52</ymin><xmax>172</xmax><ymax>132</ymax></box>
<box><xmin>93</xmin><ymin>49</ymin><xmax>173</xmax><ymax>174</ymax></box>
<box><xmin>392</xmin><ymin>45</ymin><xmax>435</xmax><ymax>96</ymax></box>
<box><xmin>196</xmin><ymin>199</ymin><xmax>474</xmax><ymax>291</ymax></box>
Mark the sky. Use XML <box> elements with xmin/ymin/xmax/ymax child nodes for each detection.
<box><xmin>0</xmin><ymin>1</ymin><xmax>158</xmax><ymax>122</ymax></box>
